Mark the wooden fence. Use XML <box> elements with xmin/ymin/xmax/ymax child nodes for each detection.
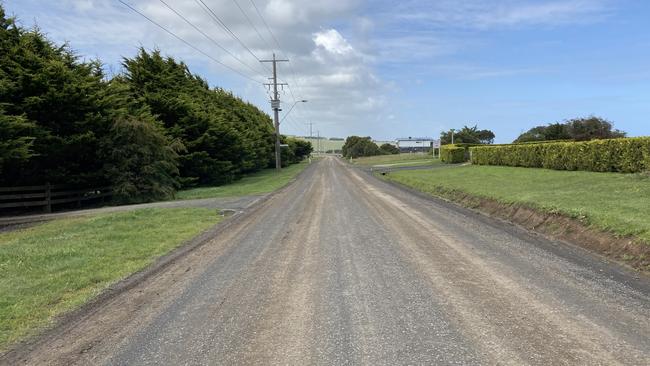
<box><xmin>0</xmin><ymin>184</ymin><xmax>112</xmax><ymax>213</ymax></box>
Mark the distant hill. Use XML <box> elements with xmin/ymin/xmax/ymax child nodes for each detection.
<box><xmin>292</xmin><ymin>136</ymin><xmax>345</xmax><ymax>152</ymax></box>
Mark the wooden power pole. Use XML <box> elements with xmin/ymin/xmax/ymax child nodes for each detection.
<box><xmin>261</xmin><ymin>54</ymin><xmax>289</xmax><ymax>170</ymax></box>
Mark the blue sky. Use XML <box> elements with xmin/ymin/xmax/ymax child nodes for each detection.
<box><xmin>4</xmin><ymin>0</ymin><xmax>650</xmax><ymax>142</ymax></box>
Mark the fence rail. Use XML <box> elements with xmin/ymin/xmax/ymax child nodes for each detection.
<box><xmin>0</xmin><ymin>184</ymin><xmax>112</xmax><ymax>213</ymax></box>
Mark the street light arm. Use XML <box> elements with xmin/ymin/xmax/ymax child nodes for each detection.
<box><xmin>279</xmin><ymin>100</ymin><xmax>307</xmax><ymax>124</ymax></box>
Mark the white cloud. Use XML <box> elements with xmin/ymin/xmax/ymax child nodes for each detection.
<box><xmin>7</xmin><ymin>0</ymin><xmax>390</xmax><ymax>137</ymax></box>
<box><xmin>476</xmin><ymin>1</ymin><xmax>611</xmax><ymax>27</ymax></box>
<box><xmin>392</xmin><ymin>0</ymin><xmax>611</xmax><ymax>29</ymax></box>
<box><xmin>313</xmin><ymin>29</ymin><xmax>355</xmax><ymax>55</ymax></box>
<box><xmin>265</xmin><ymin>0</ymin><xmax>297</xmax><ymax>24</ymax></box>
<box><xmin>5</xmin><ymin>0</ymin><xmax>617</xmax><ymax>140</ymax></box>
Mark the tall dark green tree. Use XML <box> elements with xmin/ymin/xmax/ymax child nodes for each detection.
<box><xmin>441</xmin><ymin>125</ymin><xmax>495</xmax><ymax>145</ymax></box>
<box><xmin>102</xmin><ymin>115</ymin><xmax>181</xmax><ymax>203</ymax></box>
<box><xmin>280</xmin><ymin>137</ymin><xmax>312</xmax><ymax>166</ymax></box>
<box><xmin>514</xmin><ymin>116</ymin><xmax>625</xmax><ymax>143</ymax></box>
<box><xmin>0</xmin><ymin>109</ymin><xmax>34</xmax><ymax>174</ymax></box>
<box><xmin>379</xmin><ymin>143</ymin><xmax>399</xmax><ymax>154</ymax></box>
<box><xmin>0</xmin><ymin>6</ymin><xmax>110</xmax><ymax>186</ymax></box>
<box><xmin>566</xmin><ymin>116</ymin><xmax>626</xmax><ymax>141</ymax></box>
<box><xmin>99</xmin><ymin>80</ymin><xmax>182</xmax><ymax>202</ymax></box>
<box><xmin>0</xmin><ymin>4</ymin><xmax>303</xmax><ymax>206</ymax></box>
<box><xmin>342</xmin><ymin>136</ymin><xmax>382</xmax><ymax>158</ymax></box>
<box><xmin>120</xmin><ymin>49</ymin><xmax>275</xmax><ymax>186</ymax></box>
<box><xmin>0</xmin><ymin>8</ymin><xmax>181</xmax><ymax>202</ymax></box>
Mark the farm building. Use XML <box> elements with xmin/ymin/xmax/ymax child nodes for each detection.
<box><xmin>395</xmin><ymin>137</ymin><xmax>437</xmax><ymax>152</ymax></box>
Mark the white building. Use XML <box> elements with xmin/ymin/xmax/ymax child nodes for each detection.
<box><xmin>395</xmin><ymin>137</ymin><xmax>438</xmax><ymax>152</ymax></box>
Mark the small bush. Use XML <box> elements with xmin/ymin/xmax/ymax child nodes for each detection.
<box><xmin>380</xmin><ymin>143</ymin><xmax>400</xmax><ymax>155</ymax></box>
<box><xmin>471</xmin><ymin>137</ymin><xmax>650</xmax><ymax>173</ymax></box>
<box><xmin>441</xmin><ymin>143</ymin><xmax>481</xmax><ymax>164</ymax></box>
<box><xmin>441</xmin><ymin>145</ymin><xmax>466</xmax><ymax>163</ymax></box>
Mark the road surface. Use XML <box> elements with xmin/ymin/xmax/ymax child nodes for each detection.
<box><xmin>3</xmin><ymin>156</ymin><xmax>650</xmax><ymax>365</ymax></box>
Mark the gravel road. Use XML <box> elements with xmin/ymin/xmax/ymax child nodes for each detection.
<box><xmin>3</xmin><ymin>156</ymin><xmax>649</xmax><ymax>365</ymax></box>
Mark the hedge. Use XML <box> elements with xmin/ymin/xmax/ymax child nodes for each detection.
<box><xmin>441</xmin><ymin>145</ymin><xmax>465</xmax><ymax>163</ymax></box>
<box><xmin>470</xmin><ymin>137</ymin><xmax>650</xmax><ymax>173</ymax></box>
<box><xmin>441</xmin><ymin>143</ymin><xmax>480</xmax><ymax>163</ymax></box>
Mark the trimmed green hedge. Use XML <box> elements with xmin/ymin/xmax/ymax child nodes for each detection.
<box><xmin>470</xmin><ymin>137</ymin><xmax>650</xmax><ymax>173</ymax></box>
<box><xmin>441</xmin><ymin>145</ymin><xmax>465</xmax><ymax>163</ymax></box>
<box><xmin>441</xmin><ymin>143</ymin><xmax>480</xmax><ymax>163</ymax></box>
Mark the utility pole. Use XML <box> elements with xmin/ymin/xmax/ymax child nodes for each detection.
<box><xmin>306</xmin><ymin>122</ymin><xmax>314</xmax><ymax>138</ymax></box>
<box><xmin>450</xmin><ymin>128</ymin><xmax>455</xmax><ymax>145</ymax></box>
<box><xmin>317</xmin><ymin>130</ymin><xmax>320</xmax><ymax>154</ymax></box>
<box><xmin>261</xmin><ymin>53</ymin><xmax>289</xmax><ymax>170</ymax></box>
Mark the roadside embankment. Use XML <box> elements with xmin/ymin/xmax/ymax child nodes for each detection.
<box><xmin>176</xmin><ymin>161</ymin><xmax>310</xmax><ymax>200</ymax></box>
<box><xmin>383</xmin><ymin>165</ymin><xmax>650</xmax><ymax>272</ymax></box>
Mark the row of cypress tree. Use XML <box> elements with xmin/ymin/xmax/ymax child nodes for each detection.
<box><xmin>0</xmin><ymin>6</ymin><xmax>310</xmax><ymax>203</ymax></box>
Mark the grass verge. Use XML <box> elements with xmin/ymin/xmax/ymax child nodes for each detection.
<box><xmin>384</xmin><ymin>165</ymin><xmax>650</xmax><ymax>243</ymax></box>
<box><xmin>351</xmin><ymin>153</ymin><xmax>440</xmax><ymax>167</ymax></box>
<box><xmin>176</xmin><ymin>161</ymin><xmax>309</xmax><ymax>200</ymax></box>
<box><xmin>0</xmin><ymin>207</ymin><xmax>220</xmax><ymax>351</ymax></box>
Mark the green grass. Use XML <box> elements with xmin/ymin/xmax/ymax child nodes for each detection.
<box><xmin>0</xmin><ymin>207</ymin><xmax>220</xmax><ymax>350</ymax></box>
<box><xmin>351</xmin><ymin>153</ymin><xmax>441</xmax><ymax>167</ymax></box>
<box><xmin>176</xmin><ymin>161</ymin><xmax>309</xmax><ymax>200</ymax></box>
<box><xmin>385</xmin><ymin>165</ymin><xmax>650</xmax><ymax>242</ymax></box>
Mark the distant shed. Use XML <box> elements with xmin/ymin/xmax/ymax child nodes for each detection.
<box><xmin>395</xmin><ymin>137</ymin><xmax>436</xmax><ymax>152</ymax></box>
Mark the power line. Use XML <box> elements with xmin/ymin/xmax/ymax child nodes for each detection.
<box><xmin>287</xmin><ymin>114</ymin><xmax>309</xmax><ymax>135</ymax></box>
<box><xmin>158</xmin><ymin>0</ymin><xmax>266</xmax><ymax>80</ymax></box>
<box><xmin>281</xmin><ymin>109</ymin><xmax>308</xmax><ymax>136</ymax></box>
<box><xmin>194</xmin><ymin>0</ymin><xmax>270</xmax><ymax>75</ymax></box>
<box><xmin>249</xmin><ymin>0</ymin><xmax>306</xmax><ymax>106</ymax></box>
<box><xmin>283</xmin><ymin>114</ymin><xmax>303</xmax><ymax>134</ymax></box>
<box><xmin>232</xmin><ymin>0</ymin><xmax>272</xmax><ymax>51</ymax></box>
<box><xmin>249</xmin><ymin>0</ymin><xmax>282</xmax><ymax>55</ymax></box>
<box><xmin>286</xmin><ymin>64</ymin><xmax>305</xmax><ymax>99</ymax></box>
<box><xmin>119</xmin><ymin>0</ymin><xmax>263</xmax><ymax>84</ymax></box>
<box><xmin>231</xmin><ymin>0</ymin><xmax>293</xmax><ymax>92</ymax></box>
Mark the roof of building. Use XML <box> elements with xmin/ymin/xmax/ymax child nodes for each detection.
<box><xmin>395</xmin><ymin>137</ymin><xmax>435</xmax><ymax>141</ymax></box>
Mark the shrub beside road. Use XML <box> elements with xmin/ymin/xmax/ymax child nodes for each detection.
<box><xmin>471</xmin><ymin>137</ymin><xmax>650</xmax><ymax>173</ymax></box>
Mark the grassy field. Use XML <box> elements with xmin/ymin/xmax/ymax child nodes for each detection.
<box><xmin>177</xmin><ymin>161</ymin><xmax>309</xmax><ymax>200</ymax></box>
<box><xmin>296</xmin><ymin>137</ymin><xmax>345</xmax><ymax>152</ymax></box>
<box><xmin>384</xmin><ymin>165</ymin><xmax>650</xmax><ymax>243</ymax></box>
<box><xmin>351</xmin><ymin>153</ymin><xmax>440</xmax><ymax>167</ymax></box>
<box><xmin>0</xmin><ymin>208</ymin><xmax>219</xmax><ymax>351</ymax></box>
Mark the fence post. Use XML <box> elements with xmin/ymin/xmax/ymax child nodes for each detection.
<box><xmin>45</xmin><ymin>182</ymin><xmax>52</xmax><ymax>213</ymax></box>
